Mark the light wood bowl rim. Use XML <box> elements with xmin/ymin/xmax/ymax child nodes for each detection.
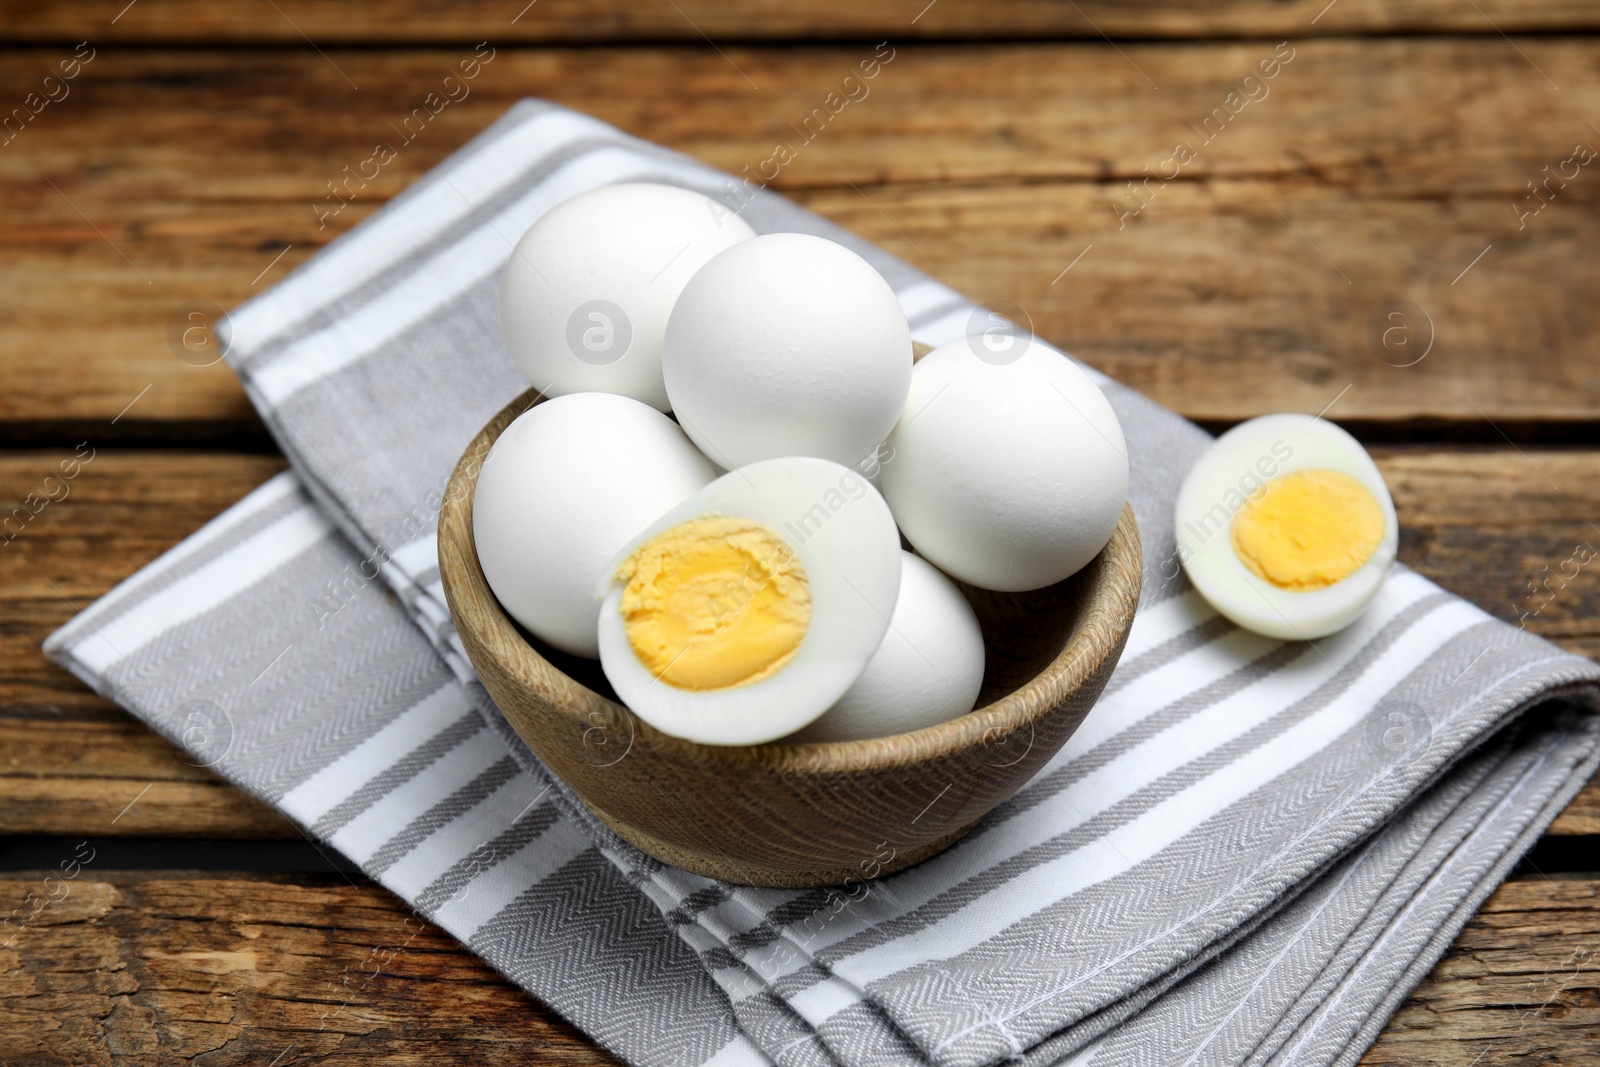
<box><xmin>439</xmin><ymin>387</ymin><xmax>1142</xmax><ymax>775</ymax></box>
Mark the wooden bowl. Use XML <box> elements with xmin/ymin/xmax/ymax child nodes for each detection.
<box><xmin>438</xmin><ymin>388</ymin><xmax>1142</xmax><ymax>887</ymax></box>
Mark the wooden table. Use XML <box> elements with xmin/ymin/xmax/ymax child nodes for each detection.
<box><xmin>2</xmin><ymin>2</ymin><xmax>1598</xmax><ymax>1063</ymax></box>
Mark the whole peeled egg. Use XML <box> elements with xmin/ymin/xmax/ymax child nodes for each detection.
<box><xmin>791</xmin><ymin>551</ymin><xmax>986</xmax><ymax>743</ymax></box>
<box><xmin>472</xmin><ymin>392</ymin><xmax>717</xmax><ymax>658</ymax></box>
<box><xmin>662</xmin><ymin>232</ymin><xmax>912</xmax><ymax>469</ymax></box>
<box><xmin>1173</xmin><ymin>413</ymin><xmax>1398</xmax><ymax>639</ymax></box>
<box><xmin>499</xmin><ymin>183</ymin><xmax>755</xmax><ymax>411</ymax></box>
<box><xmin>879</xmin><ymin>337</ymin><xmax>1129</xmax><ymax>592</ymax></box>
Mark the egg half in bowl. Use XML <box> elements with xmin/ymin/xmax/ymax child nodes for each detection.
<box><xmin>437</xmin><ymin>389</ymin><xmax>1144</xmax><ymax>886</ymax></box>
<box><xmin>595</xmin><ymin>456</ymin><xmax>903</xmax><ymax>746</ymax></box>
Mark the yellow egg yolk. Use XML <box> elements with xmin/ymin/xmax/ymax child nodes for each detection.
<box><xmin>1230</xmin><ymin>469</ymin><xmax>1385</xmax><ymax>591</ymax></box>
<box><xmin>614</xmin><ymin>516</ymin><xmax>811</xmax><ymax>691</ymax></box>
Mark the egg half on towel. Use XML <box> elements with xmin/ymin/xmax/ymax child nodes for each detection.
<box><xmin>1174</xmin><ymin>414</ymin><xmax>1398</xmax><ymax>640</ymax></box>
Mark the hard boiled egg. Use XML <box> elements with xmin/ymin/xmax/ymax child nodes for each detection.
<box><xmin>595</xmin><ymin>457</ymin><xmax>902</xmax><ymax>746</ymax></box>
<box><xmin>662</xmin><ymin>233</ymin><xmax>912</xmax><ymax>469</ymax></box>
<box><xmin>879</xmin><ymin>337</ymin><xmax>1129</xmax><ymax>591</ymax></box>
<box><xmin>499</xmin><ymin>183</ymin><xmax>755</xmax><ymax>410</ymax></box>
<box><xmin>473</xmin><ymin>393</ymin><xmax>717</xmax><ymax>658</ymax></box>
<box><xmin>1173</xmin><ymin>413</ymin><xmax>1398</xmax><ymax>640</ymax></box>
<box><xmin>791</xmin><ymin>551</ymin><xmax>986</xmax><ymax>743</ymax></box>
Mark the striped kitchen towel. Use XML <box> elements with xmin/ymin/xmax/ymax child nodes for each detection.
<box><xmin>46</xmin><ymin>101</ymin><xmax>1600</xmax><ymax>1067</ymax></box>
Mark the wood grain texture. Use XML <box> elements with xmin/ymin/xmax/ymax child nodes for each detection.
<box><xmin>1</xmin><ymin>871</ymin><xmax>1593</xmax><ymax>1065</ymax></box>
<box><xmin>438</xmin><ymin>390</ymin><xmax>1142</xmax><ymax>886</ymax></box>
<box><xmin>0</xmin><ymin>719</ymin><xmax>294</xmax><ymax>839</ymax></box>
<box><xmin>1374</xmin><ymin>449</ymin><xmax>1600</xmax><ymax>653</ymax></box>
<box><xmin>0</xmin><ymin>451</ymin><xmax>296</xmax><ymax>838</ymax></box>
<box><xmin>2</xmin><ymin>9</ymin><xmax>1596</xmax><ymax>1062</ymax></box>
<box><xmin>0</xmin><ymin>451</ymin><xmax>287</xmax><ymax>717</ymax></box>
<box><xmin>0</xmin><ymin>873</ymin><xmax>613</xmax><ymax>1066</ymax></box>
<box><xmin>3</xmin><ymin>41</ymin><xmax>1599</xmax><ymax>426</ymax></box>
<box><xmin>1</xmin><ymin>0</ymin><xmax>1597</xmax><ymax>43</ymax></box>
<box><xmin>1361</xmin><ymin>874</ymin><xmax>1600</xmax><ymax>1067</ymax></box>
<box><xmin>2</xmin><ymin>448</ymin><xmax>1597</xmax><ymax>840</ymax></box>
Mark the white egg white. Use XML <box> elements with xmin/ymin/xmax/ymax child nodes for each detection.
<box><xmin>473</xmin><ymin>393</ymin><xmax>717</xmax><ymax>658</ymax></box>
<box><xmin>595</xmin><ymin>457</ymin><xmax>903</xmax><ymax>746</ymax></box>
<box><xmin>790</xmin><ymin>551</ymin><xmax>986</xmax><ymax>743</ymax></box>
<box><xmin>1173</xmin><ymin>414</ymin><xmax>1398</xmax><ymax>640</ymax></box>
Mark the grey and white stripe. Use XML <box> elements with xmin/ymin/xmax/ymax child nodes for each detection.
<box><xmin>48</xmin><ymin>475</ymin><xmax>769</xmax><ymax>1067</ymax></box>
<box><xmin>46</xmin><ymin>101</ymin><xmax>1600</xmax><ymax>1067</ymax></box>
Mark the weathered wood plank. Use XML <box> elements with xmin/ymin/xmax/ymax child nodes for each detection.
<box><xmin>0</xmin><ymin>450</ymin><xmax>295</xmax><ymax>837</ymax></box>
<box><xmin>1</xmin><ymin>0</ymin><xmax>1597</xmax><ymax>43</ymax></box>
<box><xmin>1553</xmin><ymin>795</ymin><xmax>1600</xmax><ymax>837</ymax></box>
<box><xmin>0</xmin><ymin>720</ymin><xmax>295</xmax><ymax>838</ymax></box>
<box><xmin>2</xmin><ymin>41</ymin><xmax>1599</xmax><ymax>426</ymax></box>
<box><xmin>0</xmin><ymin>451</ymin><xmax>287</xmax><ymax>717</ymax></box>
<box><xmin>0</xmin><ymin>872</ymin><xmax>1592</xmax><ymax>1065</ymax></box>
<box><xmin>1361</xmin><ymin>874</ymin><xmax>1600</xmax><ymax>1066</ymax></box>
<box><xmin>1373</xmin><ymin>447</ymin><xmax>1600</xmax><ymax>837</ymax></box>
<box><xmin>801</xmin><ymin>179</ymin><xmax>1600</xmax><ymax>428</ymax></box>
<box><xmin>0</xmin><ymin>873</ymin><xmax>614</xmax><ymax>1066</ymax></box>
<box><xmin>1376</xmin><ymin>449</ymin><xmax>1600</xmax><ymax>648</ymax></box>
<box><xmin>1</xmin><ymin>449</ymin><xmax>1596</xmax><ymax>839</ymax></box>
<box><xmin>11</xmin><ymin>42</ymin><xmax>1599</xmax><ymax>199</ymax></box>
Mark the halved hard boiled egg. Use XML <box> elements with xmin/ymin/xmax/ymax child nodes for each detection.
<box><xmin>595</xmin><ymin>456</ymin><xmax>903</xmax><ymax>745</ymax></box>
<box><xmin>1174</xmin><ymin>414</ymin><xmax>1398</xmax><ymax>640</ymax></box>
